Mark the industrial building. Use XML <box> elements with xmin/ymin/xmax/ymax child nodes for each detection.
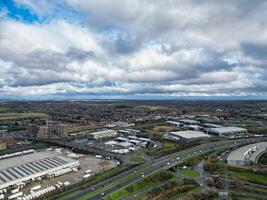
<box><xmin>227</xmin><ymin>142</ymin><xmax>267</xmax><ymax>165</ymax></box>
<box><xmin>87</xmin><ymin>129</ymin><xmax>118</xmax><ymax>140</ymax></box>
<box><xmin>179</xmin><ymin>119</ymin><xmax>200</xmax><ymax>125</ymax></box>
<box><xmin>166</xmin><ymin>120</ymin><xmax>182</xmax><ymax>127</ymax></box>
<box><xmin>0</xmin><ymin>151</ymin><xmax>79</xmax><ymax>190</ymax></box>
<box><xmin>188</xmin><ymin>125</ymin><xmax>203</xmax><ymax>131</ymax></box>
<box><xmin>166</xmin><ymin>130</ymin><xmax>210</xmax><ymax>141</ymax></box>
<box><xmin>115</xmin><ymin>142</ymin><xmax>133</xmax><ymax>149</ymax></box>
<box><xmin>207</xmin><ymin>127</ymin><xmax>247</xmax><ymax>136</ymax></box>
<box><xmin>118</xmin><ymin>128</ymin><xmax>140</xmax><ymax>135</ymax></box>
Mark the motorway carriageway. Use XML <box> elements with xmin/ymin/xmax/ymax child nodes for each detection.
<box><xmin>68</xmin><ymin>137</ymin><xmax>266</xmax><ymax>200</ymax></box>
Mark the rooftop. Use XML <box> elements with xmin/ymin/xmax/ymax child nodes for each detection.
<box><xmin>179</xmin><ymin>119</ymin><xmax>200</xmax><ymax>124</ymax></box>
<box><xmin>209</xmin><ymin>127</ymin><xmax>247</xmax><ymax>133</ymax></box>
<box><xmin>227</xmin><ymin>142</ymin><xmax>267</xmax><ymax>163</ymax></box>
<box><xmin>88</xmin><ymin>129</ymin><xmax>116</xmax><ymax>135</ymax></box>
<box><xmin>169</xmin><ymin>130</ymin><xmax>210</xmax><ymax>139</ymax></box>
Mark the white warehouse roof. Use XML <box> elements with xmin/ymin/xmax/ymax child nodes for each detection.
<box><xmin>208</xmin><ymin>127</ymin><xmax>247</xmax><ymax>134</ymax></box>
<box><xmin>169</xmin><ymin>131</ymin><xmax>210</xmax><ymax>139</ymax></box>
<box><xmin>89</xmin><ymin>129</ymin><xmax>116</xmax><ymax>135</ymax></box>
<box><xmin>179</xmin><ymin>119</ymin><xmax>200</xmax><ymax>124</ymax></box>
<box><xmin>0</xmin><ymin>151</ymin><xmax>79</xmax><ymax>190</ymax></box>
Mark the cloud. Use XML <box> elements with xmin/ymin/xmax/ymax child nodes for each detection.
<box><xmin>0</xmin><ymin>0</ymin><xmax>267</xmax><ymax>98</ymax></box>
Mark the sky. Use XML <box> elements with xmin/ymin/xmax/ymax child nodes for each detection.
<box><xmin>0</xmin><ymin>0</ymin><xmax>267</xmax><ymax>100</ymax></box>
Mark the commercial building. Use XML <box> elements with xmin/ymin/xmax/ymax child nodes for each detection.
<box><xmin>0</xmin><ymin>151</ymin><xmax>79</xmax><ymax>190</ymax></box>
<box><xmin>188</xmin><ymin>125</ymin><xmax>203</xmax><ymax>131</ymax></box>
<box><xmin>166</xmin><ymin>120</ymin><xmax>182</xmax><ymax>127</ymax></box>
<box><xmin>207</xmin><ymin>127</ymin><xmax>247</xmax><ymax>136</ymax></box>
<box><xmin>87</xmin><ymin>129</ymin><xmax>118</xmax><ymax>140</ymax></box>
<box><xmin>27</xmin><ymin>124</ymin><xmax>39</xmax><ymax>135</ymax></box>
<box><xmin>37</xmin><ymin>121</ymin><xmax>68</xmax><ymax>138</ymax></box>
<box><xmin>57</xmin><ymin>124</ymin><xmax>68</xmax><ymax>136</ymax></box>
<box><xmin>38</xmin><ymin>126</ymin><xmax>48</xmax><ymax>138</ymax></box>
<box><xmin>179</xmin><ymin>119</ymin><xmax>200</xmax><ymax>126</ymax></box>
<box><xmin>118</xmin><ymin>129</ymin><xmax>140</xmax><ymax>135</ymax></box>
<box><xmin>227</xmin><ymin>142</ymin><xmax>267</xmax><ymax>165</ymax></box>
<box><xmin>167</xmin><ymin>130</ymin><xmax>210</xmax><ymax>141</ymax></box>
<box><xmin>115</xmin><ymin>142</ymin><xmax>133</xmax><ymax>149</ymax></box>
<box><xmin>128</xmin><ymin>139</ymin><xmax>142</xmax><ymax>146</ymax></box>
<box><xmin>0</xmin><ymin>142</ymin><xmax>6</xmax><ymax>150</ymax></box>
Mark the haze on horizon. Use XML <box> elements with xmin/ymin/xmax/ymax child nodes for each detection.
<box><xmin>0</xmin><ymin>0</ymin><xmax>267</xmax><ymax>100</ymax></box>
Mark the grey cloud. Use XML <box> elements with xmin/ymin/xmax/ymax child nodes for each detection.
<box><xmin>241</xmin><ymin>43</ymin><xmax>267</xmax><ymax>60</ymax></box>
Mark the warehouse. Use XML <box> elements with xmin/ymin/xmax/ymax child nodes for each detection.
<box><xmin>87</xmin><ymin>129</ymin><xmax>118</xmax><ymax>140</ymax></box>
<box><xmin>166</xmin><ymin>130</ymin><xmax>210</xmax><ymax>141</ymax></box>
<box><xmin>118</xmin><ymin>128</ymin><xmax>140</xmax><ymax>135</ymax></box>
<box><xmin>227</xmin><ymin>142</ymin><xmax>267</xmax><ymax>165</ymax></box>
<box><xmin>207</xmin><ymin>127</ymin><xmax>247</xmax><ymax>136</ymax></box>
<box><xmin>179</xmin><ymin>119</ymin><xmax>200</xmax><ymax>125</ymax></box>
<box><xmin>0</xmin><ymin>151</ymin><xmax>79</xmax><ymax>190</ymax></box>
<box><xmin>166</xmin><ymin>120</ymin><xmax>182</xmax><ymax>127</ymax></box>
<box><xmin>115</xmin><ymin>142</ymin><xmax>133</xmax><ymax>149</ymax></box>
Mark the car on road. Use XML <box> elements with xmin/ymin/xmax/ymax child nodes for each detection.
<box><xmin>101</xmin><ymin>192</ymin><xmax>105</xmax><ymax>196</ymax></box>
<box><xmin>176</xmin><ymin>157</ymin><xmax>180</xmax><ymax>160</ymax></box>
<box><xmin>166</xmin><ymin>162</ymin><xmax>170</xmax><ymax>165</ymax></box>
<box><xmin>141</xmin><ymin>174</ymin><xmax>145</xmax><ymax>178</ymax></box>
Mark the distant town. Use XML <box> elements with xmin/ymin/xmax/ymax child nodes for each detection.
<box><xmin>0</xmin><ymin>100</ymin><xmax>266</xmax><ymax>200</ymax></box>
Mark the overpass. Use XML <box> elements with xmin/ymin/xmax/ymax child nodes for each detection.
<box><xmin>17</xmin><ymin>136</ymin><xmax>121</xmax><ymax>160</ymax></box>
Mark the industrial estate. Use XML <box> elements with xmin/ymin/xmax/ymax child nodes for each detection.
<box><xmin>0</xmin><ymin>100</ymin><xmax>266</xmax><ymax>200</ymax></box>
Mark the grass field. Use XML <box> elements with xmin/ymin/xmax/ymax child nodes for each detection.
<box><xmin>104</xmin><ymin>170</ymin><xmax>175</xmax><ymax>200</ymax></box>
<box><xmin>77</xmin><ymin>164</ymin><xmax>154</xmax><ymax>200</ymax></box>
<box><xmin>230</xmin><ymin>170</ymin><xmax>267</xmax><ymax>185</ymax></box>
<box><xmin>177</xmin><ymin>169</ymin><xmax>200</xmax><ymax>177</ymax></box>
<box><xmin>0</xmin><ymin>107</ymin><xmax>11</xmax><ymax>113</ymax></box>
<box><xmin>0</xmin><ymin>113</ymin><xmax>48</xmax><ymax>120</ymax></box>
<box><xmin>129</xmin><ymin>156</ymin><xmax>146</xmax><ymax>163</ymax></box>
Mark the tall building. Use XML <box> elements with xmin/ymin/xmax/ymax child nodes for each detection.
<box><xmin>47</xmin><ymin>120</ymin><xmax>58</xmax><ymax>136</ymax></box>
<box><xmin>27</xmin><ymin>124</ymin><xmax>39</xmax><ymax>135</ymax></box>
<box><xmin>57</xmin><ymin>124</ymin><xmax>68</xmax><ymax>136</ymax></box>
<box><xmin>38</xmin><ymin>126</ymin><xmax>48</xmax><ymax>138</ymax></box>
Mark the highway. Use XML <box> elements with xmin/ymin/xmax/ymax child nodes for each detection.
<box><xmin>66</xmin><ymin>137</ymin><xmax>266</xmax><ymax>200</ymax></box>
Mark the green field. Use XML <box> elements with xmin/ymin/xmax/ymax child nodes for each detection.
<box><xmin>0</xmin><ymin>107</ymin><xmax>11</xmax><ymax>113</ymax></box>
<box><xmin>177</xmin><ymin>169</ymin><xmax>200</xmax><ymax>177</ymax></box>
<box><xmin>129</xmin><ymin>156</ymin><xmax>146</xmax><ymax>163</ymax></box>
<box><xmin>0</xmin><ymin>113</ymin><xmax>48</xmax><ymax>120</ymax></box>
<box><xmin>230</xmin><ymin>169</ymin><xmax>267</xmax><ymax>185</ymax></box>
<box><xmin>104</xmin><ymin>170</ymin><xmax>175</xmax><ymax>200</ymax></box>
<box><xmin>77</xmin><ymin>164</ymin><xmax>154</xmax><ymax>200</ymax></box>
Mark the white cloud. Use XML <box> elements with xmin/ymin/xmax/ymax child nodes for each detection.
<box><xmin>0</xmin><ymin>0</ymin><xmax>267</xmax><ymax>98</ymax></box>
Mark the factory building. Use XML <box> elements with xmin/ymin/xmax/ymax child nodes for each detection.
<box><xmin>188</xmin><ymin>125</ymin><xmax>203</xmax><ymax>131</ymax></box>
<box><xmin>179</xmin><ymin>119</ymin><xmax>200</xmax><ymax>126</ymax></box>
<box><xmin>227</xmin><ymin>142</ymin><xmax>267</xmax><ymax>165</ymax></box>
<box><xmin>118</xmin><ymin>129</ymin><xmax>140</xmax><ymax>135</ymax></box>
<box><xmin>207</xmin><ymin>127</ymin><xmax>247</xmax><ymax>136</ymax></box>
<box><xmin>167</xmin><ymin>130</ymin><xmax>210</xmax><ymax>141</ymax></box>
<box><xmin>87</xmin><ymin>129</ymin><xmax>118</xmax><ymax>140</ymax></box>
<box><xmin>128</xmin><ymin>139</ymin><xmax>142</xmax><ymax>146</ymax></box>
<box><xmin>115</xmin><ymin>142</ymin><xmax>133</xmax><ymax>149</ymax></box>
<box><xmin>166</xmin><ymin>120</ymin><xmax>182</xmax><ymax>127</ymax></box>
<box><xmin>0</xmin><ymin>151</ymin><xmax>79</xmax><ymax>190</ymax></box>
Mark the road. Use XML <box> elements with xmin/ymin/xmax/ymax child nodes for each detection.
<box><xmin>67</xmin><ymin>137</ymin><xmax>266</xmax><ymax>200</ymax></box>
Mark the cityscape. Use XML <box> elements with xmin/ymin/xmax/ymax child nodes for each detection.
<box><xmin>0</xmin><ymin>0</ymin><xmax>267</xmax><ymax>200</ymax></box>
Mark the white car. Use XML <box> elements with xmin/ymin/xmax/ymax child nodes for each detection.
<box><xmin>176</xmin><ymin>157</ymin><xmax>180</xmax><ymax>160</ymax></box>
